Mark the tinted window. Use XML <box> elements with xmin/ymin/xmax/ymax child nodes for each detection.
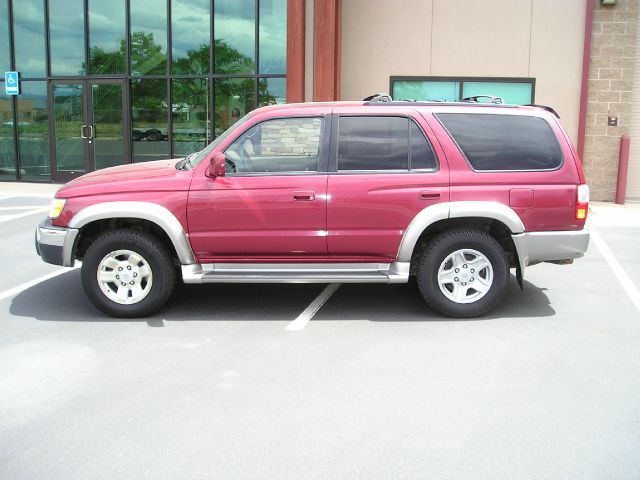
<box><xmin>410</xmin><ymin>121</ymin><xmax>437</xmax><ymax>170</ymax></box>
<box><xmin>437</xmin><ymin>113</ymin><xmax>563</xmax><ymax>171</ymax></box>
<box><xmin>338</xmin><ymin>117</ymin><xmax>408</xmax><ymax>171</ymax></box>
<box><xmin>225</xmin><ymin>117</ymin><xmax>323</xmax><ymax>174</ymax></box>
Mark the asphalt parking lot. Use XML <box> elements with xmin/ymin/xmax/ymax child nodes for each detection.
<box><xmin>1</xmin><ymin>185</ymin><xmax>640</xmax><ymax>480</ymax></box>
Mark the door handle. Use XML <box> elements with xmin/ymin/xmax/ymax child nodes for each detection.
<box><xmin>87</xmin><ymin>125</ymin><xmax>94</xmax><ymax>139</ymax></box>
<box><xmin>420</xmin><ymin>190</ymin><xmax>441</xmax><ymax>200</ymax></box>
<box><xmin>81</xmin><ymin>125</ymin><xmax>88</xmax><ymax>139</ymax></box>
<box><xmin>293</xmin><ymin>191</ymin><xmax>315</xmax><ymax>201</ymax></box>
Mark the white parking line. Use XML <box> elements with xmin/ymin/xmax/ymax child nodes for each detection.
<box><xmin>0</xmin><ymin>266</ymin><xmax>80</xmax><ymax>302</ymax></box>
<box><xmin>286</xmin><ymin>283</ymin><xmax>341</xmax><ymax>331</ymax></box>
<box><xmin>591</xmin><ymin>229</ymin><xmax>640</xmax><ymax>313</ymax></box>
<box><xmin>0</xmin><ymin>207</ymin><xmax>49</xmax><ymax>224</ymax></box>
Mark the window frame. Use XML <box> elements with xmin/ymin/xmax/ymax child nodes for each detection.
<box><xmin>222</xmin><ymin>114</ymin><xmax>329</xmax><ymax>177</ymax></box>
<box><xmin>390</xmin><ymin>76</ymin><xmax>536</xmax><ymax>104</ymax></box>
<box><xmin>330</xmin><ymin>113</ymin><xmax>440</xmax><ymax>174</ymax></box>
<box><xmin>434</xmin><ymin>112</ymin><xmax>565</xmax><ymax>173</ymax></box>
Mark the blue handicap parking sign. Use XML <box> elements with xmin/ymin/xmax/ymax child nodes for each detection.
<box><xmin>5</xmin><ymin>71</ymin><xmax>19</xmax><ymax>95</ymax></box>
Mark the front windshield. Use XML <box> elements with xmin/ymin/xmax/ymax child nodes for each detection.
<box><xmin>189</xmin><ymin>112</ymin><xmax>253</xmax><ymax>168</ymax></box>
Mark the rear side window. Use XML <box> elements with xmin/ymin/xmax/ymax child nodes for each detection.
<box><xmin>337</xmin><ymin>116</ymin><xmax>437</xmax><ymax>171</ymax></box>
<box><xmin>436</xmin><ymin>113</ymin><xmax>563</xmax><ymax>171</ymax></box>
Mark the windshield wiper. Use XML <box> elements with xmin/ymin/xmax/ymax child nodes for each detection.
<box><xmin>177</xmin><ymin>152</ymin><xmax>198</xmax><ymax>170</ymax></box>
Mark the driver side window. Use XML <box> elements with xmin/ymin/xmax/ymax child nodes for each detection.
<box><xmin>225</xmin><ymin>117</ymin><xmax>324</xmax><ymax>174</ymax></box>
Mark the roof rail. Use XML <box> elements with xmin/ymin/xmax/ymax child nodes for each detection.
<box><xmin>363</xmin><ymin>93</ymin><xmax>393</xmax><ymax>102</ymax></box>
<box><xmin>461</xmin><ymin>95</ymin><xmax>504</xmax><ymax>104</ymax></box>
<box><xmin>362</xmin><ymin>101</ymin><xmax>518</xmax><ymax>109</ymax></box>
<box><xmin>524</xmin><ymin>104</ymin><xmax>560</xmax><ymax>118</ymax></box>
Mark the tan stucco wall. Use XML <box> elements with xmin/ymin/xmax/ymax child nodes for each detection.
<box><xmin>340</xmin><ymin>0</ymin><xmax>585</xmax><ymax>143</ymax></box>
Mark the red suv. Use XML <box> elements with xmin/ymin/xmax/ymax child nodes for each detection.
<box><xmin>36</xmin><ymin>100</ymin><xmax>590</xmax><ymax>318</ymax></box>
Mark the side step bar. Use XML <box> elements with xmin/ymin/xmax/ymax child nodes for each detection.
<box><xmin>182</xmin><ymin>262</ymin><xmax>410</xmax><ymax>284</ymax></box>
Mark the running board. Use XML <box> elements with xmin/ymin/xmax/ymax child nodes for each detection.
<box><xmin>181</xmin><ymin>262</ymin><xmax>410</xmax><ymax>284</ymax></box>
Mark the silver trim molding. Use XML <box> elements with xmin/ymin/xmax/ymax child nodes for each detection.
<box><xmin>396</xmin><ymin>201</ymin><xmax>525</xmax><ymax>262</ymax></box>
<box><xmin>181</xmin><ymin>262</ymin><xmax>411</xmax><ymax>284</ymax></box>
<box><xmin>511</xmin><ymin>229</ymin><xmax>590</xmax><ymax>272</ymax></box>
<box><xmin>69</xmin><ymin>201</ymin><xmax>196</xmax><ymax>264</ymax></box>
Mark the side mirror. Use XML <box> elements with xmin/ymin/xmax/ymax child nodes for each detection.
<box><xmin>208</xmin><ymin>152</ymin><xmax>226</xmax><ymax>177</ymax></box>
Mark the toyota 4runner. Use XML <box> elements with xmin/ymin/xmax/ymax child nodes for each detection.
<box><xmin>36</xmin><ymin>100</ymin><xmax>590</xmax><ymax>318</ymax></box>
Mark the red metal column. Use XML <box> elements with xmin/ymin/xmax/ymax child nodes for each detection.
<box><xmin>615</xmin><ymin>135</ymin><xmax>631</xmax><ymax>205</ymax></box>
<box><xmin>314</xmin><ymin>0</ymin><xmax>342</xmax><ymax>101</ymax></box>
<box><xmin>286</xmin><ymin>0</ymin><xmax>306</xmax><ymax>103</ymax></box>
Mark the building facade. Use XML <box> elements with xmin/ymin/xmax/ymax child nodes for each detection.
<box><xmin>1</xmin><ymin>0</ymin><xmax>639</xmax><ymax>202</ymax></box>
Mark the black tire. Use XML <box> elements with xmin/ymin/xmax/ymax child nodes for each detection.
<box><xmin>416</xmin><ymin>229</ymin><xmax>509</xmax><ymax>318</ymax></box>
<box><xmin>81</xmin><ymin>229</ymin><xmax>176</xmax><ymax>318</ymax></box>
<box><xmin>146</xmin><ymin>129</ymin><xmax>162</xmax><ymax>142</ymax></box>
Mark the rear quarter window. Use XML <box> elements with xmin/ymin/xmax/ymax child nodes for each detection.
<box><xmin>436</xmin><ymin>113</ymin><xmax>563</xmax><ymax>171</ymax></box>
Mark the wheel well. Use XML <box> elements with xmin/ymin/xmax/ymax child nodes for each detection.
<box><xmin>409</xmin><ymin>217</ymin><xmax>518</xmax><ymax>274</ymax></box>
<box><xmin>74</xmin><ymin>218</ymin><xmax>180</xmax><ymax>264</ymax></box>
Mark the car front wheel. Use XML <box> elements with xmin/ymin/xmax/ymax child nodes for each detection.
<box><xmin>417</xmin><ymin>229</ymin><xmax>509</xmax><ymax>318</ymax></box>
<box><xmin>81</xmin><ymin>229</ymin><xmax>176</xmax><ymax>318</ymax></box>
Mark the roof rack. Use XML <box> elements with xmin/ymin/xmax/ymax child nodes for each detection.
<box><xmin>461</xmin><ymin>95</ymin><xmax>504</xmax><ymax>104</ymax></box>
<box><xmin>363</xmin><ymin>100</ymin><xmax>518</xmax><ymax>108</ymax></box>
<box><xmin>362</xmin><ymin>93</ymin><xmax>393</xmax><ymax>102</ymax></box>
<box><xmin>524</xmin><ymin>104</ymin><xmax>560</xmax><ymax>118</ymax></box>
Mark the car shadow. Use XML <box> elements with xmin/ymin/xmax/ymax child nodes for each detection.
<box><xmin>314</xmin><ymin>275</ymin><xmax>554</xmax><ymax>322</ymax></box>
<box><xmin>9</xmin><ymin>271</ymin><xmax>554</xmax><ymax>324</ymax></box>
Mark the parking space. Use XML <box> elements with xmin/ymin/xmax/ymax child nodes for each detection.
<box><xmin>1</xmin><ymin>192</ymin><xmax>640</xmax><ymax>479</ymax></box>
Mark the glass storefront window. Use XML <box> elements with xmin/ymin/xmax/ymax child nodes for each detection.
<box><xmin>130</xmin><ymin>0</ymin><xmax>168</xmax><ymax>75</ymax></box>
<box><xmin>49</xmin><ymin>0</ymin><xmax>85</xmax><ymax>76</ymax></box>
<box><xmin>171</xmin><ymin>0</ymin><xmax>210</xmax><ymax>75</ymax></box>
<box><xmin>131</xmin><ymin>79</ymin><xmax>168</xmax><ymax>162</ymax></box>
<box><xmin>393</xmin><ymin>81</ymin><xmax>460</xmax><ymax>102</ymax></box>
<box><xmin>259</xmin><ymin>0</ymin><xmax>286</xmax><ymax>74</ymax></box>
<box><xmin>13</xmin><ymin>0</ymin><xmax>46</xmax><ymax>78</ymax></box>
<box><xmin>172</xmin><ymin>78</ymin><xmax>210</xmax><ymax>156</ymax></box>
<box><xmin>391</xmin><ymin>78</ymin><xmax>534</xmax><ymax>105</ymax></box>
<box><xmin>0</xmin><ymin>92</ymin><xmax>16</xmax><ymax>180</ymax></box>
<box><xmin>17</xmin><ymin>82</ymin><xmax>50</xmax><ymax>181</ymax></box>
<box><xmin>258</xmin><ymin>77</ymin><xmax>285</xmax><ymax>106</ymax></box>
<box><xmin>0</xmin><ymin>0</ymin><xmax>10</xmax><ymax>73</ymax></box>
<box><xmin>214</xmin><ymin>78</ymin><xmax>255</xmax><ymax>136</ymax></box>
<box><xmin>461</xmin><ymin>82</ymin><xmax>533</xmax><ymax>105</ymax></box>
<box><xmin>214</xmin><ymin>0</ymin><xmax>255</xmax><ymax>74</ymax></box>
<box><xmin>88</xmin><ymin>0</ymin><xmax>126</xmax><ymax>75</ymax></box>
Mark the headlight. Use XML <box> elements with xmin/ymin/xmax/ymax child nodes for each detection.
<box><xmin>49</xmin><ymin>198</ymin><xmax>67</xmax><ymax>219</ymax></box>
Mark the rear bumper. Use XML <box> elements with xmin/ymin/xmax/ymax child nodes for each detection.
<box><xmin>35</xmin><ymin>218</ymin><xmax>79</xmax><ymax>267</ymax></box>
<box><xmin>511</xmin><ymin>229</ymin><xmax>590</xmax><ymax>271</ymax></box>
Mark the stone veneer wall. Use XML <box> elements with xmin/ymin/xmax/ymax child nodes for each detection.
<box><xmin>584</xmin><ymin>0</ymin><xmax>638</xmax><ymax>201</ymax></box>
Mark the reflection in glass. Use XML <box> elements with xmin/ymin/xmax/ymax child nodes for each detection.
<box><xmin>89</xmin><ymin>0</ymin><xmax>126</xmax><ymax>74</ymax></box>
<box><xmin>130</xmin><ymin>0</ymin><xmax>168</xmax><ymax>75</ymax></box>
<box><xmin>172</xmin><ymin>79</ymin><xmax>210</xmax><ymax>156</ymax></box>
<box><xmin>50</xmin><ymin>0</ymin><xmax>85</xmax><ymax>75</ymax></box>
<box><xmin>0</xmin><ymin>94</ymin><xmax>16</xmax><ymax>180</ymax></box>
<box><xmin>258</xmin><ymin>77</ymin><xmax>286</xmax><ymax>107</ymax></box>
<box><xmin>13</xmin><ymin>0</ymin><xmax>46</xmax><ymax>78</ymax></box>
<box><xmin>214</xmin><ymin>0</ymin><xmax>255</xmax><ymax>74</ymax></box>
<box><xmin>172</xmin><ymin>0</ymin><xmax>210</xmax><ymax>74</ymax></box>
<box><xmin>92</xmin><ymin>83</ymin><xmax>126</xmax><ymax>170</ymax></box>
<box><xmin>53</xmin><ymin>83</ymin><xmax>86</xmax><ymax>173</ymax></box>
<box><xmin>131</xmin><ymin>79</ymin><xmax>169</xmax><ymax>162</ymax></box>
<box><xmin>214</xmin><ymin>78</ymin><xmax>255</xmax><ymax>136</ymax></box>
<box><xmin>0</xmin><ymin>0</ymin><xmax>10</xmax><ymax>73</ymax></box>
<box><xmin>259</xmin><ymin>0</ymin><xmax>286</xmax><ymax>74</ymax></box>
<box><xmin>17</xmin><ymin>82</ymin><xmax>50</xmax><ymax>181</ymax></box>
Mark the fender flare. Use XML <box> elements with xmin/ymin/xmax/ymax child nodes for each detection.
<box><xmin>69</xmin><ymin>201</ymin><xmax>196</xmax><ymax>264</ymax></box>
<box><xmin>396</xmin><ymin>201</ymin><xmax>526</xmax><ymax>262</ymax></box>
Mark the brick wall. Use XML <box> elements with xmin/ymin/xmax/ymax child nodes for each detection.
<box><xmin>584</xmin><ymin>0</ymin><xmax>638</xmax><ymax>201</ymax></box>
<box><xmin>261</xmin><ymin>118</ymin><xmax>321</xmax><ymax>155</ymax></box>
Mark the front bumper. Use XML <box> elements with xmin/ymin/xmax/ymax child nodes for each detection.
<box><xmin>511</xmin><ymin>229</ymin><xmax>590</xmax><ymax>272</ymax></box>
<box><xmin>35</xmin><ymin>218</ymin><xmax>79</xmax><ymax>267</ymax></box>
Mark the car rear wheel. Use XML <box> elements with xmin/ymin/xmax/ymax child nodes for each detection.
<box><xmin>416</xmin><ymin>229</ymin><xmax>509</xmax><ymax>318</ymax></box>
<box><xmin>81</xmin><ymin>229</ymin><xmax>176</xmax><ymax>318</ymax></box>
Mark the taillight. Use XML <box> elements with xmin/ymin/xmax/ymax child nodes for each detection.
<box><xmin>576</xmin><ymin>184</ymin><xmax>589</xmax><ymax>220</ymax></box>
